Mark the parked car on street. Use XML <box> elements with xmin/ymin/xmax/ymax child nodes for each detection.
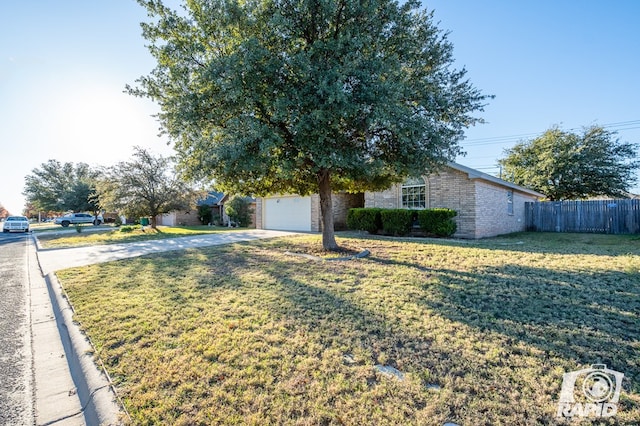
<box><xmin>54</xmin><ymin>213</ymin><xmax>103</xmax><ymax>227</ymax></box>
<box><xmin>2</xmin><ymin>216</ymin><xmax>30</xmax><ymax>233</ymax></box>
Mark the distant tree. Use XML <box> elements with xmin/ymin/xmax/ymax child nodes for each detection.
<box><xmin>130</xmin><ymin>0</ymin><xmax>490</xmax><ymax>250</ymax></box>
<box><xmin>23</xmin><ymin>160</ymin><xmax>100</xmax><ymax>214</ymax></box>
<box><xmin>224</xmin><ymin>196</ymin><xmax>253</xmax><ymax>227</ymax></box>
<box><xmin>96</xmin><ymin>147</ymin><xmax>198</xmax><ymax>228</ymax></box>
<box><xmin>0</xmin><ymin>204</ymin><xmax>8</xmax><ymax>219</ymax></box>
<box><xmin>499</xmin><ymin>126</ymin><xmax>639</xmax><ymax>200</ymax></box>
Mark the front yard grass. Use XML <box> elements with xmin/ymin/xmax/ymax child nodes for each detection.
<box><xmin>57</xmin><ymin>233</ymin><xmax>640</xmax><ymax>425</ymax></box>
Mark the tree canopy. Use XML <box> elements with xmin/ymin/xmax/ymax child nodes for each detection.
<box><xmin>96</xmin><ymin>147</ymin><xmax>198</xmax><ymax>227</ymax></box>
<box><xmin>131</xmin><ymin>0</ymin><xmax>491</xmax><ymax>248</ymax></box>
<box><xmin>23</xmin><ymin>160</ymin><xmax>100</xmax><ymax>213</ymax></box>
<box><xmin>499</xmin><ymin>126</ymin><xmax>639</xmax><ymax>200</ymax></box>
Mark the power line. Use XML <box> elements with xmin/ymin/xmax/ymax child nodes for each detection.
<box><xmin>462</xmin><ymin>120</ymin><xmax>640</xmax><ymax>147</ymax></box>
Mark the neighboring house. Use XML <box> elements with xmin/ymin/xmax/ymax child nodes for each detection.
<box><xmin>156</xmin><ymin>191</ymin><xmax>226</xmax><ymax>227</ymax></box>
<box><xmin>256</xmin><ymin>162</ymin><xmax>544</xmax><ymax>238</ymax></box>
<box><xmin>156</xmin><ymin>191</ymin><xmax>258</xmax><ymax>228</ymax></box>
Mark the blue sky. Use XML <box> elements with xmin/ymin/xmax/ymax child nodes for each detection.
<box><xmin>1</xmin><ymin>1</ymin><xmax>639</xmax><ymax>215</ymax></box>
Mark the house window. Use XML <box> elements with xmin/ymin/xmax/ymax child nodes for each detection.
<box><xmin>401</xmin><ymin>177</ymin><xmax>427</xmax><ymax>209</ymax></box>
<box><xmin>507</xmin><ymin>190</ymin><xmax>514</xmax><ymax>215</ymax></box>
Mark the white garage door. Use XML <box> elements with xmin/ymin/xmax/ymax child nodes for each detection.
<box><xmin>264</xmin><ymin>196</ymin><xmax>312</xmax><ymax>231</ymax></box>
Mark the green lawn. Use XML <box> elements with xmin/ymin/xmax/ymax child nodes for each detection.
<box><xmin>57</xmin><ymin>233</ymin><xmax>640</xmax><ymax>425</ymax></box>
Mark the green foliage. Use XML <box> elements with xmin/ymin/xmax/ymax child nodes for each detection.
<box><xmin>96</xmin><ymin>146</ymin><xmax>198</xmax><ymax>226</ymax></box>
<box><xmin>225</xmin><ymin>196</ymin><xmax>253</xmax><ymax>227</ymax></box>
<box><xmin>346</xmin><ymin>208</ymin><xmax>383</xmax><ymax>234</ymax></box>
<box><xmin>131</xmin><ymin>0</ymin><xmax>491</xmax><ymax>248</ymax></box>
<box><xmin>23</xmin><ymin>160</ymin><xmax>100</xmax><ymax>213</ymax></box>
<box><xmin>119</xmin><ymin>225</ymin><xmax>136</xmax><ymax>233</ymax></box>
<box><xmin>499</xmin><ymin>125</ymin><xmax>639</xmax><ymax>200</ymax></box>
<box><xmin>197</xmin><ymin>204</ymin><xmax>212</xmax><ymax>225</ymax></box>
<box><xmin>417</xmin><ymin>208</ymin><xmax>457</xmax><ymax>237</ymax></box>
<box><xmin>380</xmin><ymin>209</ymin><xmax>415</xmax><ymax>236</ymax></box>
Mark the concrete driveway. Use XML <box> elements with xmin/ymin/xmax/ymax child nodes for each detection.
<box><xmin>37</xmin><ymin>229</ymin><xmax>297</xmax><ymax>274</ymax></box>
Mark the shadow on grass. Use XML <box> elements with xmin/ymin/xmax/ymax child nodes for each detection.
<box><xmin>341</xmin><ymin>230</ymin><xmax>640</xmax><ymax>257</ymax></box>
<box><xmin>388</xmin><ymin>259</ymin><xmax>640</xmax><ymax>393</ymax></box>
<box><xmin>91</xmin><ymin>239</ymin><xmax>639</xmax><ymax>423</ymax></box>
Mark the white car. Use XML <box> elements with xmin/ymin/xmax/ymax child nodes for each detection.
<box><xmin>54</xmin><ymin>213</ymin><xmax>103</xmax><ymax>227</ymax></box>
<box><xmin>3</xmin><ymin>216</ymin><xmax>30</xmax><ymax>233</ymax></box>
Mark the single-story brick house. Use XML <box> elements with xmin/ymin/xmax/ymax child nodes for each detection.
<box><xmin>255</xmin><ymin>162</ymin><xmax>544</xmax><ymax>238</ymax></box>
<box><xmin>156</xmin><ymin>191</ymin><xmax>257</xmax><ymax>227</ymax></box>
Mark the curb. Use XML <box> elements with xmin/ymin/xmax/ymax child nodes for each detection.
<box><xmin>44</xmin><ymin>273</ymin><xmax>125</xmax><ymax>425</ymax></box>
<box><xmin>33</xmin><ymin>234</ymin><xmax>126</xmax><ymax>425</ymax></box>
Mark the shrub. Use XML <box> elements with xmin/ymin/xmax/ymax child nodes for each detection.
<box><xmin>380</xmin><ymin>209</ymin><xmax>414</xmax><ymax>236</ymax></box>
<box><xmin>226</xmin><ymin>196</ymin><xmax>253</xmax><ymax>227</ymax></box>
<box><xmin>347</xmin><ymin>208</ymin><xmax>382</xmax><ymax>234</ymax></box>
<box><xmin>120</xmin><ymin>225</ymin><xmax>136</xmax><ymax>233</ymax></box>
<box><xmin>417</xmin><ymin>208</ymin><xmax>457</xmax><ymax>237</ymax></box>
<box><xmin>198</xmin><ymin>205</ymin><xmax>212</xmax><ymax>225</ymax></box>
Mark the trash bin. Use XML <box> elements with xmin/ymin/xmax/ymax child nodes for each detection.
<box><xmin>140</xmin><ymin>217</ymin><xmax>149</xmax><ymax>226</ymax></box>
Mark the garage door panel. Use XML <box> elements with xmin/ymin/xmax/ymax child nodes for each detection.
<box><xmin>264</xmin><ymin>196</ymin><xmax>311</xmax><ymax>231</ymax></box>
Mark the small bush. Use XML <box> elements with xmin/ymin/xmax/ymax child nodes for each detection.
<box><xmin>417</xmin><ymin>208</ymin><xmax>457</xmax><ymax>237</ymax></box>
<box><xmin>120</xmin><ymin>225</ymin><xmax>136</xmax><ymax>233</ymax></box>
<box><xmin>226</xmin><ymin>196</ymin><xmax>253</xmax><ymax>227</ymax></box>
<box><xmin>347</xmin><ymin>208</ymin><xmax>382</xmax><ymax>234</ymax></box>
<box><xmin>198</xmin><ymin>205</ymin><xmax>212</xmax><ymax>225</ymax></box>
<box><xmin>380</xmin><ymin>209</ymin><xmax>414</xmax><ymax>236</ymax></box>
<box><xmin>74</xmin><ymin>224</ymin><xmax>83</xmax><ymax>233</ymax></box>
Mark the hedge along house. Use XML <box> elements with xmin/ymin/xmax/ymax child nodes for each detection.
<box><xmin>364</xmin><ymin>162</ymin><xmax>544</xmax><ymax>238</ymax></box>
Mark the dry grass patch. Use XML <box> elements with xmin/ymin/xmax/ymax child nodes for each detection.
<box><xmin>57</xmin><ymin>233</ymin><xmax>640</xmax><ymax>425</ymax></box>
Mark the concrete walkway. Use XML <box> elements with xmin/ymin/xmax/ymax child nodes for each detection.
<box><xmin>32</xmin><ymin>229</ymin><xmax>297</xmax><ymax>425</ymax></box>
<box><xmin>37</xmin><ymin>229</ymin><xmax>297</xmax><ymax>275</ymax></box>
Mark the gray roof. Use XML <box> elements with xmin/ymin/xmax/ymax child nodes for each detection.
<box><xmin>447</xmin><ymin>162</ymin><xmax>545</xmax><ymax>198</ymax></box>
<box><xmin>197</xmin><ymin>191</ymin><xmax>225</xmax><ymax>206</ymax></box>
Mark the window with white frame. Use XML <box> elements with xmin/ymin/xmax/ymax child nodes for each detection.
<box><xmin>507</xmin><ymin>190</ymin><xmax>514</xmax><ymax>215</ymax></box>
<box><xmin>401</xmin><ymin>177</ymin><xmax>427</xmax><ymax>209</ymax></box>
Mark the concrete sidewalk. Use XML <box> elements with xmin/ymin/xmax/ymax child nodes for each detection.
<box><xmin>32</xmin><ymin>229</ymin><xmax>297</xmax><ymax>425</ymax></box>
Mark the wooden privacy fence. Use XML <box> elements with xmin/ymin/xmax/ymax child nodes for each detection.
<box><xmin>525</xmin><ymin>199</ymin><xmax>640</xmax><ymax>234</ymax></box>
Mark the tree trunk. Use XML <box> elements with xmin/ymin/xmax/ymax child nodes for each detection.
<box><xmin>317</xmin><ymin>169</ymin><xmax>339</xmax><ymax>251</ymax></box>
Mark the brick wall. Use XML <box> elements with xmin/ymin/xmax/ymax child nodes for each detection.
<box><xmin>474</xmin><ymin>182</ymin><xmax>536</xmax><ymax>238</ymax></box>
<box><xmin>156</xmin><ymin>210</ymin><xmax>202</xmax><ymax>226</ymax></box>
<box><xmin>173</xmin><ymin>210</ymin><xmax>202</xmax><ymax>226</ymax></box>
<box><xmin>255</xmin><ymin>198</ymin><xmax>263</xmax><ymax>229</ymax></box>
<box><xmin>364</xmin><ymin>169</ymin><xmax>477</xmax><ymax>238</ymax></box>
<box><xmin>311</xmin><ymin>194</ymin><xmax>321</xmax><ymax>232</ymax></box>
<box><xmin>427</xmin><ymin>168</ymin><xmax>476</xmax><ymax>238</ymax></box>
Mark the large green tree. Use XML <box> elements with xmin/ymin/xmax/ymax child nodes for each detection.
<box><xmin>131</xmin><ymin>0</ymin><xmax>490</xmax><ymax>249</ymax></box>
<box><xmin>96</xmin><ymin>147</ymin><xmax>198</xmax><ymax>228</ymax></box>
<box><xmin>23</xmin><ymin>160</ymin><xmax>100</xmax><ymax>213</ymax></box>
<box><xmin>499</xmin><ymin>126</ymin><xmax>639</xmax><ymax>200</ymax></box>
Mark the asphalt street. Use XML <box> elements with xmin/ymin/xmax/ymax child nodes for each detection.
<box><xmin>0</xmin><ymin>232</ymin><xmax>34</xmax><ymax>425</ymax></box>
